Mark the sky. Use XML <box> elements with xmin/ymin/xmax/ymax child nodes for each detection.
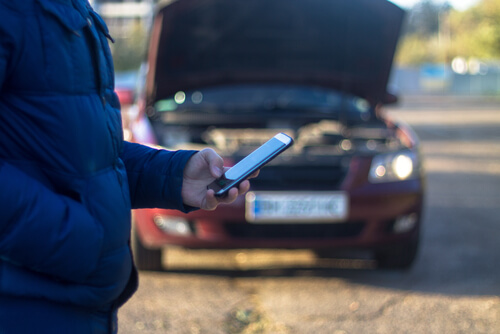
<box><xmin>389</xmin><ymin>0</ymin><xmax>481</xmax><ymax>11</ymax></box>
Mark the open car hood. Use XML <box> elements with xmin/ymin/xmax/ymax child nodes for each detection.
<box><xmin>147</xmin><ymin>0</ymin><xmax>405</xmax><ymax>105</ymax></box>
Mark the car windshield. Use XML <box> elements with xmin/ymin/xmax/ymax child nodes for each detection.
<box><xmin>154</xmin><ymin>84</ymin><xmax>372</xmax><ymax>117</ymax></box>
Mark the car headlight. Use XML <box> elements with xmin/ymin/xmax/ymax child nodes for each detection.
<box><xmin>368</xmin><ymin>150</ymin><xmax>420</xmax><ymax>183</ymax></box>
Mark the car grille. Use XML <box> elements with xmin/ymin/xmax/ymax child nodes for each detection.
<box><xmin>224</xmin><ymin>222</ymin><xmax>364</xmax><ymax>240</ymax></box>
<box><xmin>251</xmin><ymin>164</ymin><xmax>347</xmax><ymax>191</ymax></box>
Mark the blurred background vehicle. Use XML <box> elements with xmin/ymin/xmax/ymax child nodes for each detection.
<box><xmin>115</xmin><ymin>70</ymin><xmax>138</xmax><ymax>141</ymax></box>
<box><xmin>100</xmin><ymin>1</ymin><xmax>500</xmax><ymax>331</ymax></box>
<box><xmin>120</xmin><ymin>0</ymin><xmax>426</xmax><ymax>271</ymax></box>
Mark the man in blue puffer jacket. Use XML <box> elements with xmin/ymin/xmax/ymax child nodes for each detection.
<box><xmin>0</xmin><ymin>0</ymin><xmax>250</xmax><ymax>332</ymax></box>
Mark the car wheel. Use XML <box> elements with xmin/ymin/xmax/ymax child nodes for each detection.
<box><xmin>131</xmin><ymin>225</ymin><xmax>164</xmax><ymax>271</ymax></box>
<box><xmin>374</xmin><ymin>234</ymin><xmax>419</xmax><ymax>270</ymax></box>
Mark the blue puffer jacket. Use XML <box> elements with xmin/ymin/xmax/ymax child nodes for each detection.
<box><xmin>0</xmin><ymin>0</ymin><xmax>195</xmax><ymax>314</ymax></box>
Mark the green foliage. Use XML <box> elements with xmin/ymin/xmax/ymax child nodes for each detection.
<box><xmin>396</xmin><ymin>34</ymin><xmax>437</xmax><ymax>65</ymax></box>
<box><xmin>110</xmin><ymin>21</ymin><xmax>148</xmax><ymax>71</ymax></box>
<box><xmin>395</xmin><ymin>0</ymin><xmax>500</xmax><ymax>66</ymax></box>
<box><xmin>403</xmin><ymin>0</ymin><xmax>446</xmax><ymax>36</ymax></box>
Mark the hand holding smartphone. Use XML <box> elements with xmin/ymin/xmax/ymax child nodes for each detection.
<box><xmin>207</xmin><ymin>133</ymin><xmax>293</xmax><ymax>197</ymax></box>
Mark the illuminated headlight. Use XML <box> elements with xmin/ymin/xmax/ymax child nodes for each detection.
<box><xmin>154</xmin><ymin>215</ymin><xmax>192</xmax><ymax>236</ymax></box>
<box><xmin>369</xmin><ymin>150</ymin><xmax>420</xmax><ymax>183</ymax></box>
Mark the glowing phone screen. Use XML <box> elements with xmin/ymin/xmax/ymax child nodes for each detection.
<box><xmin>225</xmin><ymin>137</ymin><xmax>287</xmax><ymax>180</ymax></box>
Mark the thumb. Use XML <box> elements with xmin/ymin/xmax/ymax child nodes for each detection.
<box><xmin>200</xmin><ymin>148</ymin><xmax>224</xmax><ymax>178</ymax></box>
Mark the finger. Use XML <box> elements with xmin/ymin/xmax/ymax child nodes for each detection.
<box><xmin>238</xmin><ymin>180</ymin><xmax>251</xmax><ymax>195</ymax></box>
<box><xmin>213</xmin><ymin>187</ymin><xmax>239</xmax><ymax>205</ymax></box>
<box><xmin>222</xmin><ymin>187</ymin><xmax>240</xmax><ymax>203</ymax></box>
<box><xmin>205</xmin><ymin>187</ymin><xmax>238</xmax><ymax>209</ymax></box>
<box><xmin>201</xmin><ymin>148</ymin><xmax>224</xmax><ymax>178</ymax></box>
<box><xmin>204</xmin><ymin>189</ymin><xmax>219</xmax><ymax>211</ymax></box>
<box><xmin>249</xmin><ymin>169</ymin><xmax>260</xmax><ymax>179</ymax></box>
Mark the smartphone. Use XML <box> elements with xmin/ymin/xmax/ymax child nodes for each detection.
<box><xmin>207</xmin><ymin>133</ymin><xmax>293</xmax><ymax>197</ymax></box>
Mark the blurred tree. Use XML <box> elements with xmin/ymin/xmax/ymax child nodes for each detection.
<box><xmin>403</xmin><ymin>0</ymin><xmax>443</xmax><ymax>36</ymax></box>
<box><xmin>448</xmin><ymin>0</ymin><xmax>500</xmax><ymax>60</ymax></box>
<box><xmin>110</xmin><ymin>20</ymin><xmax>148</xmax><ymax>71</ymax></box>
<box><xmin>483</xmin><ymin>0</ymin><xmax>500</xmax><ymax>56</ymax></box>
<box><xmin>395</xmin><ymin>0</ymin><xmax>500</xmax><ymax>66</ymax></box>
<box><xmin>396</xmin><ymin>0</ymin><xmax>450</xmax><ymax>65</ymax></box>
<box><xmin>396</xmin><ymin>33</ymin><xmax>445</xmax><ymax>65</ymax></box>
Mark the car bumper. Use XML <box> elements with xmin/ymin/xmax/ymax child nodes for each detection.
<box><xmin>134</xmin><ymin>178</ymin><xmax>424</xmax><ymax>251</ymax></box>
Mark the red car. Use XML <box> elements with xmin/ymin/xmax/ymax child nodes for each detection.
<box><xmin>128</xmin><ymin>0</ymin><xmax>425</xmax><ymax>270</ymax></box>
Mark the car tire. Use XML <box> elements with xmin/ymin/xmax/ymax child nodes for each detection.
<box><xmin>131</xmin><ymin>225</ymin><xmax>164</xmax><ymax>271</ymax></box>
<box><xmin>374</xmin><ymin>234</ymin><xmax>419</xmax><ymax>270</ymax></box>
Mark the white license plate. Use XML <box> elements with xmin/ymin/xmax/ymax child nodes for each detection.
<box><xmin>245</xmin><ymin>191</ymin><xmax>349</xmax><ymax>223</ymax></box>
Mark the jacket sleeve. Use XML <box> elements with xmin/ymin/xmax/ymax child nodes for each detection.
<box><xmin>0</xmin><ymin>2</ymin><xmax>17</xmax><ymax>91</ymax></box>
<box><xmin>0</xmin><ymin>161</ymin><xmax>104</xmax><ymax>283</ymax></box>
<box><xmin>121</xmin><ymin>141</ymin><xmax>198</xmax><ymax>211</ymax></box>
<box><xmin>0</xmin><ymin>3</ymin><xmax>103</xmax><ymax>283</ymax></box>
